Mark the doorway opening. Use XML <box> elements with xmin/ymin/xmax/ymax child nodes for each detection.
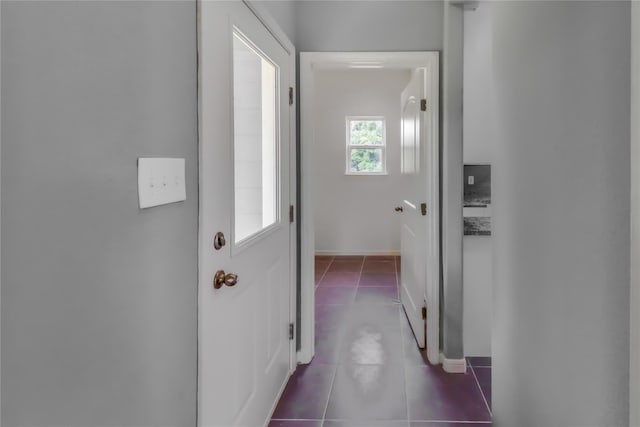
<box><xmin>299</xmin><ymin>52</ymin><xmax>441</xmax><ymax>365</ymax></box>
<box><xmin>268</xmin><ymin>51</ymin><xmax>492</xmax><ymax>424</ymax></box>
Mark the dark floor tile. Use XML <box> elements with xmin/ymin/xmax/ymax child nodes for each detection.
<box><xmin>318</xmin><ymin>272</ymin><xmax>360</xmax><ymax>287</ymax></box>
<box><xmin>272</xmin><ymin>364</ymin><xmax>337</xmax><ymax>420</ymax></box>
<box><xmin>316</xmin><ymin>303</ymin><xmax>350</xmax><ymax>330</ymax></box>
<box><xmin>400</xmin><ymin>316</ymin><xmax>431</xmax><ymax>366</ymax></box>
<box><xmin>314</xmin><ymin>333</ymin><xmax>342</xmax><ymax>364</ymax></box>
<box><xmin>325</xmin><ymin>363</ymin><xmax>407</xmax><ymax>420</ymax></box>
<box><xmin>467</xmin><ymin>357</ymin><xmax>491</xmax><ymax>368</ymax></box>
<box><xmin>316</xmin><ymin>255</ymin><xmax>335</xmax><ymax>262</ymax></box>
<box><xmin>405</xmin><ymin>365</ymin><xmax>491</xmax><ymax>422</ymax></box>
<box><xmin>403</xmin><ymin>344</ymin><xmax>431</xmax><ymax>366</ymax></box>
<box><xmin>354</xmin><ymin>286</ymin><xmax>399</xmax><ymax>305</ymax></box>
<box><xmin>316</xmin><ymin>287</ymin><xmax>357</xmax><ymax>305</ymax></box>
<box><xmin>473</xmin><ymin>367</ymin><xmax>491</xmax><ymax>410</ymax></box>
<box><xmin>410</xmin><ymin>423</ymin><xmax>492</xmax><ymax>427</ymax></box>
<box><xmin>337</xmin><ymin>306</ymin><xmax>404</xmax><ymax>365</ymax></box>
<box><xmin>333</xmin><ymin>255</ymin><xmax>365</xmax><ymax>262</ymax></box>
<box><xmin>324</xmin><ymin>421</ymin><xmax>408</xmax><ymax>427</ymax></box>
<box><xmin>362</xmin><ymin>260</ymin><xmax>396</xmax><ymax>273</ymax></box>
<box><xmin>358</xmin><ymin>272</ymin><xmax>398</xmax><ymax>287</ymax></box>
<box><xmin>314</xmin><ymin>306</ymin><xmax>348</xmax><ymax>364</ymax></box>
<box><xmin>315</xmin><ymin>262</ymin><xmax>331</xmax><ymax>274</ymax></box>
<box><xmin>273</xmin><ymin>256</ymin><xmax>491</xmax><ymax>426</ymax></box>
<box><xmin>316</xmin><ymin>259</ymin><xmax>331</xmax><ymax>267</ymax></box>
<box><xmin>327</xmin><ymin>261</ymin><xmax>363</xmax><ymax>273</ymax></box>
<box><xmin>364</xmin><ymin>255</ymin><xmax>396</xmax><ymax>261</ymax></box>
<box><xmin>270</xmin><ymin>421</ymin><xmax>323</xmax><ymax>427</ymax></box>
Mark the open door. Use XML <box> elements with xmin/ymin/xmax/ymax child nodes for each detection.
<box><xmin>399</xmin><ymin>64</ymin><xmax>440</xmax><ymax>365</ymax></box>
<box><xmin>198</xmin><ymin>2</ymin><xmax>296</xmax><ymax>426</ymax></box>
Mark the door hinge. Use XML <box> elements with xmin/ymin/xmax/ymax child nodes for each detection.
<box><xmin>421</xmin><ymin>203</ymin><xmax>427</xmax><ymax>216</ymax></box>
<box><xmin>422</xmin><ymin>306</ymin><xmax>427</xmax><ymax>320</ymax></box>
<box><xmin>289</xmin><ymin>87</ymin><xmax>294</xmax><ymax>106</ymax></box>
<box><xmin>289</xmin><ymin>323</ymin><xmax>295</xmax><ymax>340</ymax></box>
<box><xmin>420</xmin><ymin>98</ymin><xmax>427</xmax><ymax>111</ymax></box>
<box><xmin>289</xmin><ymin>205</ymin><xmax>295</xmax><ymax>223</ymax></box>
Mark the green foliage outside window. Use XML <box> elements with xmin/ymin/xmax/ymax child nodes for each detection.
<box><xmin>348</xmin><ymin>119</ymin><xmax>385</xmax><ymax>173</ymax></box>
<box><xmin>350</xmin><ymin>148</ymin><xmax>382</xmax><ymax>172</ymax></box>
<box><xmin>350</xmin><ymin>120</ymin><xmax>383</xmax><ymax>145</ymax></box>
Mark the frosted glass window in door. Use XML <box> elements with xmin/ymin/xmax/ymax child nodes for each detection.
<box><xmin>233</xmin><ymin>31</ymin><xmax>279</xmax><ymax>244</ymax></box>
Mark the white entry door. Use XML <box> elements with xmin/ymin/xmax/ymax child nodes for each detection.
<box><xmin>399</xmin><ymin>64</ymin><xmax>440</xmax><ymax>365</ymax></box>
<box><xmin>198</xmin><ymin>2</ymin><xmax>295</xmax><ymax>426</ymax></box>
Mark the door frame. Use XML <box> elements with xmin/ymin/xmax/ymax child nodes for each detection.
<box><xmin>299</xmin><ymin>52</ymin><xmax>440</xmax><ymax>364</ymax></box>
<box><xmin>196</xmin><ymin>0</ymin><xmax>297</xmax><ymax>422</ymax></box>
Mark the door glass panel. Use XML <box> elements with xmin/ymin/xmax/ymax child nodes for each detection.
<box><xmin>233</xmin><ymin>31</ymin><xmax>279</xmax><ymax>244</ymax></box>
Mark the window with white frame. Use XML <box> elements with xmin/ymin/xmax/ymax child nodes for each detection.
<box><xmin>346</xmin><ymin>117</ymin><xmax>387</xmax><ymax>175</ymax></box>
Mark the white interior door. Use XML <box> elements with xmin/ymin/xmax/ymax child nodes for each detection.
<box><xmin>198</xmin><ymin>2</ymin><xmax>294</xmax><ymax>426</ymax></box>
<box><xmin>400</xmin><ymin>66</ymin><xmax>440</xmax><ymax>364</ymax></box>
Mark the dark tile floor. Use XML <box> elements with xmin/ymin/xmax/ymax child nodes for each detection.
<box><xmin>270</xmin><ymin>256</ymin><xmax>492</xmax><ymax>427</ymax></box>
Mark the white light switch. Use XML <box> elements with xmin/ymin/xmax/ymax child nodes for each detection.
<box><xmin>468</xmin><ymin>175</ymin><xmax>475</xmax><ymax>185</ymax></box>
<box><xmin>138</xmin><ymin>157</ymin><xmax>186</xmax><ymax>209</ymax></box>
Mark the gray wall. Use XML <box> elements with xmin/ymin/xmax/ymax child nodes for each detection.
<box><xmin>257</xmin><ymin>1</ymin><xmax>296</xmax><ymax>44</ymax></box>
<box><xmin>441</xmin><ymin>2</ymin><xmax>464</xmax><ymax>360</ymax></box>
<box><xmin>2</xmin><ymin>2</ymin><xmax>198</xmax><ymax>426</ymax></box>
<box><xmin>492</xmin><ymin>2</ymin><xmax>630</xmax><ymax>425</ymax></box>
<box><xmin>631</xmin><ymin>3</ymin><xmax>640</xmax><ymax>424</ymax></box>
<box><xmin>462</xmin><ymin>2</ymin><xmax>493</xmax><ymax>358</ymax></box>
<box><xmin>294</xmin><ymin>1</ymin><xmax>443</xmax><ymax>51</ymax></box>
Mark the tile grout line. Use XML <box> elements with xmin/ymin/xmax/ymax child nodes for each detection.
<box><xmin>314</xmin><ymin>256</ymin><xmax>332</xmax><ymax>290</ymax></box>
<box><xmin>354</xmin><ymin>255</ymin><xmax>366</xmax><ymax>302</ymax></box>
<box><xmin>396</xmin><ymin>253</ymin><xmax>410</xmax><ymax>425</ymax></box>
<box><xmin>395</xmin><ymin>255</ymin><xmax>400</xmax><ymax>301</ymax></box>
<box><xmin>320</xmin><ymin>255</ymin><xmax>351</xmax><ymax>424</ymax></box>
<box><xmin>413</xmin><ymin>422</ymin><xmax>492</xmax><ymax>424</ymax></box>
<box><xmin>398</xmin><ymin>296</ymin><xmax>412</xmax><ymax>423</ymax></box>
<box><xmin>469</xmin><ymin>362</ymin><xmax>492</xmax><ymax>418</ymax></box>
<box><xmin>320</xmin><ymin>363</ymin><xmax>339</xmax><ymax>423</ymax></box>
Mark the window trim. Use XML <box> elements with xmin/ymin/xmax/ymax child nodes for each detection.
<box><xmin>345</xmin><ymin>116</ymin><xmax>387</xmax><ymax>175</ymax></box>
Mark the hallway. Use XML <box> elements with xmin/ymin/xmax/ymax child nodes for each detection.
<box><xmin>270</xmin><ymin>256</ymin><xmax>492</xmax><ymax>426</ymax></box>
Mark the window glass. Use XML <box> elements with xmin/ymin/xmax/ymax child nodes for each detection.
<box><xmin>233</xmin><ymin>31</ymin><xmax>279</xmax><ymax>243</ymax></box>
<box><xmin>346</xmin><ymin>118</ymin><xmax>386</xmax><ymax>175</ymax></box>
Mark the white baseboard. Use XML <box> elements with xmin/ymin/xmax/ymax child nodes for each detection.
<box><xmin>440</xmin><ymin>354</ymin><xmax>467</xmax><ymax>373</ymax></box>
<box><xmin>315</xmin><ymin>250</ymin><xmax>400</xmax><ymax>256</ymax></box>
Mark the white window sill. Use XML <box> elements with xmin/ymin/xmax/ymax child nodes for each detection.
<box><xmin>345</xmin><ymin>172</ymin><xmax>388</xmax><ymax>176</ymax></box>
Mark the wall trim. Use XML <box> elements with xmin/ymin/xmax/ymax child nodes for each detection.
<box><xmin>440</xmin><ymin>354</ymin><xmax>467</xmax><ymax>374</ymax></box>
<box><xmin>315</xmin><ymin>250</ymin><xmax>400</xmax><ymax>257</ymax></box>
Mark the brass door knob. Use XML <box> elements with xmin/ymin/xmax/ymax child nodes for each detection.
<box><xmin>213</xmin><ymin>270</ymin><xmax>239</xmax><ymax>289</ymax></box>
<box><xmin>394</xmin><ymin>206</ymin><xmax>404</xmax><ymax>212</ymax></box>
<box><xmin>213</xmin><ymin>232</ymin><xmax>226</xmax><ymax>250</ymax></box>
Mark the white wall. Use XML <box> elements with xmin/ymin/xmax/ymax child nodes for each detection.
<box><xmin>492</xmin><ymin>2</ymin><xmax>630</xmax><ymax>425</ymax></box>
<box><xmin>313</xmin><ymin>69</ymin><xmax>411</xmax><ymax>255</ymax></box>
<box><xmin>462</xmin><ymin>4</ymin><xmax>492</xmax><ymax>357</ymax></box>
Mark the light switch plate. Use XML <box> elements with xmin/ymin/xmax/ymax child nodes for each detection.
<box><xmin>138</xmin><ymin>157</ymin><xmax>186</xmax><ymax>209</ymax></box>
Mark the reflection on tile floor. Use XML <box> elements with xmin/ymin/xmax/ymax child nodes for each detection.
<box><xmin>270</xmin><ymin>256</ymin><xmax>492</xmax><ymax>427</ymax></box>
